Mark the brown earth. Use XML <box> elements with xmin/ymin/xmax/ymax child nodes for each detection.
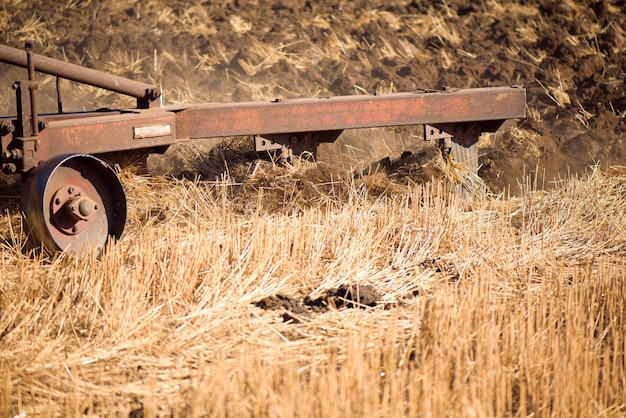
<box><xmin>1</xmin><ymin>0</ymin><xmax>625</xmax><ymax>192</ymax></box>
<box><xmin>254</xmin><ymin>284</ymin><xmax>383</xmax><ymax>323</ymax></box>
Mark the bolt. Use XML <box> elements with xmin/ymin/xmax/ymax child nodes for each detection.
<box><xmin>38</xmin><ymin>120</ymin><xmax>49</xmax><ymax>130</ymax></box>
<box><xmin>71</xmin><ymin>226</ymin><xmax>78</xmax><ymax>233</ymax></box>
<box><xmin>3</xmin><ymin>163</ymin><xmax>17</xmax><ymax>174</ymax></box>
<box><xmin>68</xmin><ymin>187</ymin><xmax>75</xmax><ymax>195</ymax></box>
<box><xmin>69</xmin><ymin>205</ymin><xmax>76</xmax><ymax>212</ymax></box>
<box><xmin>3</xmin><ymin>149</ymin><xmax>23</xmax><ymax>160</ymax></box>
<box><xmin>0</xmin><ymin>122</ymin><xmax>15</xmax><ymax>136</ymax></box>
<box><xmin>148</xmin><ymin>89</ymin><xmax>161</xmax><ymax>100</ymax></box>
<box><xmin>54</xmin><ymin>197</ymin><xmax>61</xmax><ymax>205</ymax></box>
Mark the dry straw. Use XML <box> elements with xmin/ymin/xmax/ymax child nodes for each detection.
<box><xmin>0</xmin><ymin>1</ymin><xmax>625</xmax><ymax>415</ymax></box>
<box><xmin>1</xmin><ymin>159</ymin><xmax>625</xmax><ymax>416</ymax></box>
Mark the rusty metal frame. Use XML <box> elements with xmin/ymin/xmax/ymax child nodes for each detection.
<box><xmin>0</xmin><ymin>43</ymin><xmax>526</xmax><ymax>174</ymax></box>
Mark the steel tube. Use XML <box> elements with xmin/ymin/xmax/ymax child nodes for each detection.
<box><xmin>0</xmin><ymin>44</ymin><xmax>159</xmax><ymax>101</ymax></box>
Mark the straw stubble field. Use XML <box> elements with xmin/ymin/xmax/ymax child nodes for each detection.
<box><xmin>1</xmin><ymin>0</ymin><xmax>626</xmax><ymax>416</ymax></box>
<box><xmin>2</xmin><ymin>167</ymin><xmax>626</xmax><ymax>416</ymax></box>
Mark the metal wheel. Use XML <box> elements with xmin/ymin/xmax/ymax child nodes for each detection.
<box><xmin>21</xmin><ymin>154</ymin><xmax>126</xmax><ymax>256</ymax></box>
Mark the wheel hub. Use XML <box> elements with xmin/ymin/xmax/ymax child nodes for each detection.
<box><xmin>50</xmin><ymin>185</ymin><xmax>100</xmax><ymax>235</ymax></box>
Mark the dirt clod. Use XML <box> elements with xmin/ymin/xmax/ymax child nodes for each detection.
<box><xmin>255</xmin><ymin>284</ymin><xmax>382</xmax><ymax>321</ymax></box>
<box><xmin>305</xmin><ymin>284</ymin><xmax>381</xmax><ymax>310</ymax></box>
<box><xmin>253</xmin><ymin>294</ymin><xmax>310</xmax><ymax>322</ymax></box>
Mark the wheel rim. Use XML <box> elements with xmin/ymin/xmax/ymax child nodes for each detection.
<box><xmin>21</xmin><ymin>154</ymin><xmax>127</xmax><ymax>256</ymax></box>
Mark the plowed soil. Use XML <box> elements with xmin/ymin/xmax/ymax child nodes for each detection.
<box><xmin>1</xmin><ymin>0</ymin><xmax>625</xmax><ymax>191</ymax></box>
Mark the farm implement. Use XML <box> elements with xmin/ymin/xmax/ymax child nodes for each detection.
<box><xmin>0</xmin><ymin>42</ymin><xmax>526</xmax><ymax>256</ymax></box>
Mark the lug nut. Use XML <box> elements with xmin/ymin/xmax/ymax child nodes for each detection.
<box><xmin>2</xmin><ymin>149</ymin><xmax>22</xmax><ymax>160</ymax></box>
<box><xmin>3</xmin><ymin>163</ymin><xmax>17</xmax><ymax>174</ymax></box>
<box><xmin>0</xmin><ymin>122</ymin><xmax>15</xmax><ymax>136</ymax></box>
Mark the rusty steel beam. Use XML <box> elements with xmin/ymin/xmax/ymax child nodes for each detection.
<box><xmin>0</xmin><ymin>44</ymin><xmax>160</xmax><ymax>103</ymax></box>
<box><xmin>171</xmin><ymin>86</ymin><xmax>526</xmax><ymax>139</ymax></box>
<box><xmin>32</xmin><ymin>111</ymin><xmax>178</xmax><ymax>164</ymax></box>
<box><xmin>1</xmin><ymin>86</ymin><xmax>526</xmax><ymax>168</ymax></box>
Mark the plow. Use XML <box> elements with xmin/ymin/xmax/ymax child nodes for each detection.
<box><xmin>0</xmin><ymin>42</ymin><xmax>526</xmax><ymax>256</ymax></box>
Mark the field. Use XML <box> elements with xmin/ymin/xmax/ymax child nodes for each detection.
<box><xmin>1</xmin><ymin>0</ymin><xmax>625</xmax><ymax>416</ymax></box>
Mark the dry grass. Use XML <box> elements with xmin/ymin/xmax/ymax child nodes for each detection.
<box><xmin>0</xmin><ymin>0</ymin><xmax>625</xmax><ymax>416</ymax></box>
<box><xmin>1</xmin><ymin>163</ymin><xmax>625</xmax><ymax>416</ymax></box>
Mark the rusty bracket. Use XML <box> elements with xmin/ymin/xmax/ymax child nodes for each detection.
<box><xmin>254</xmin><ymin>130</ymin><xmax>343</xmax><ymax>161</ymax></box>
<box><xmin>424</xmin><ymin>124</ymin><xmax>453</xmax><ymax>141</ymax></box>
<box><xmin>424</xmin><ymin>121</ymin><xmax>502</xmax><ymax>170</ymax></box>
<box><xmin>2</xmin><ymin>42</ymin><xmax>47</xmax><ymax>173</ymax></box>
<box><xmin>10</xmin><ymin>79</ymin><xmax>46</xmax><ymax>172</ymax></box>
<box><xmin>16</xmin><ymin>136</ymin><xmax>38</xmax><ymax>172</ymax></box>
<box><xmin>13</xmin><ymin>80</ymin><xmax>32</xmax><ymax>137</ymax></box>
